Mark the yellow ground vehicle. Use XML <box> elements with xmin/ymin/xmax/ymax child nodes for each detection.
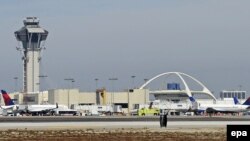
<box><xmin>138</xmin><ymin>107</ymin><xmax>160</xmax><ymax>116</ymax></box>
<box><xmin>137</xmin><ymin>102</ymin><xmax>160</xmax><ymax>116</ymax></box>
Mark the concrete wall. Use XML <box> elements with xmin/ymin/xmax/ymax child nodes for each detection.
<box><xmin>48</xmin><ymin>89</ymin><xmax>79</xmax><ymax>108</ymax></box>
<box><xmin>127</xmin><ymin>89</ymin><xmax>149</xmax><ymax>113</ymax></box>
<box><xmin>78</xmin><ymin>92</ymin><xmax>96</xmax><ymax>104</ymax></box>
<box><xmin>47</xmin><ymin>89</ymin><xmax>149</xmax><ymax>112</ymax></box>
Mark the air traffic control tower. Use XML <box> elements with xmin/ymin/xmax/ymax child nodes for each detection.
<box><xmin>15</xmin><ymin>17</ymin><xmax>48</xmax><ymax>94</ymax></box>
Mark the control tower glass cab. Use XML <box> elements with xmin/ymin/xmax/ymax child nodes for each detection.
<box><xmin>15</xmin><ymin>17</ymin><xmax>48</xmax><ymax>94</ymax></box>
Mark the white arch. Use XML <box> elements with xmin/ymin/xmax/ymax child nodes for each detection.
<box><xmin>139</xmin><ymin>72</ymin><xmax>216</xmax><ymax>101</ymax></box>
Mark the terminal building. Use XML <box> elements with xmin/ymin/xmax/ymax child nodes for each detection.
<box><xmin>8</xmin><ymin>89</ymin><xmax>149</xmax><ymax>114</ymax></box>
<box><xmin>220</xmin><ymin>90</ymin><xmax>246</xmax><ymax>100</ymax></box>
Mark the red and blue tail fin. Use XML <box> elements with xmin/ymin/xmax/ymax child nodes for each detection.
<box><xmin>242</xmin><ymin>97</ymin><xmax>250</xmax><ymax>105</ymax></box>
<box><xmin>1</xmin><ymin>90</ymin><xmax>15</xmax><ymax>106</ymax></box>
<box><xmin>233</xmin><ymin>96</ymin><xmax>240</xmax><ymax>105</ymax></box>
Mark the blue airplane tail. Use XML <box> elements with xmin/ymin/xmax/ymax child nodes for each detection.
<box><xmin>242</xmin><ymin>97</ymin><xmax>250</xmax><ymax>105</ymax></box>
<box><xmin>233</xmin><ymin>96</ymin><xmax>240</xmax><ymax>105</ymax></box>
<box><xmin>189</xmin><ymin>96</ymin><xmax>196</xmax><ymax>103</ymax></box>
<box><xmin>1</xmin><ymin>90</ymin><xmax>15</xmax><ymax>106</ymax></box>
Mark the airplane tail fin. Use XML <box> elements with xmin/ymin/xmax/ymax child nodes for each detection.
<box><xmin>188</xmin><ymin>96</ymin><xmax>199</xmax><ymax>111</ymax></box>
<box><xmin>233</xmin><ymin>96</ymin><xmax>240</xmax><ymax>105</ymax></box>
<box><xmin>242</xmin><ymin>97</ymin><xmax>250</xmax><ymax>105</ymax></box>
<box><xmin>1</xmin><ymin>90</ymin><xmax>15</xmax><ymax>106</ymax></box>
<box><xmin>189</xmin><ymin>96</ymin><xmax>196</xmax><ymax>103</ymax></box>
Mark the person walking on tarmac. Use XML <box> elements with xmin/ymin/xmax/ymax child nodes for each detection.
<box><xmin>163</xmin><ymin>109</ymin><xmax>168</xmax><ymax>127</ymax></box>
<box><xmin>160</xmin><ymin>109</ymin><xmax>169</xmax><ymax>128</ymax></box>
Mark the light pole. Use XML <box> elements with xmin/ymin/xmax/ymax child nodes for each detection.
<box><xmin>108</xmin><ymin>78</ymin><xmax>118</xmax><ymax>105</ymax></box>
<box><xmin>239</xmin><ymin>85</ymin><xmax>242</xmax><ymax>91</ymax></box>
<box><xmin>39</xmin><ymin>75</ymin><xmax>48</xmax><ymax>104</ymax></box>
<box><xmin>144</xmin><ymin>78</ymin><xmax>148</xmax><ymax>104</ymax></box>
<box><xmin>127</xmin><ymin>87</ymin><xmax>130</xmax><ymax>115</ymax></box>
<box><xmin>95</xmin><ymin>78</ymin><xmax>99</xmax><ymax>90</ymax></box>
<box><xmin>14</xmin><ymin>77</ymin><xmax>18</xmax><ymax>92</ymax></box>
<box><xmin>72</xmin><ymin>80</ymin><xmax>75</xmax><ymax>88</ymax></box>
<box><xmin>144</xmin><ymin>78</ymin><xmax>148</xmax><ymax>89</ymax></box>
<box><xmin>131</xmin><ymin>75</ymin><xmax>136</xmax><ymax>89</ymax></box>
<box><xmin>64</xmin><ymin>78</ymin><xmax>74</xmax><ymax>108</ymax></box>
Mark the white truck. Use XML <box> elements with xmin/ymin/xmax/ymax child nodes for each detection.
<box><xmin>72</xmin><ymin>105</ymin><xmax>123</xmax><ymax>116</ymax></box>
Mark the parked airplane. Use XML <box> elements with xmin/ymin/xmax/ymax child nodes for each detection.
<box><xmin>20</xmin><ymin>104</ymin><xmax>59</xmax><ymax>116</ymax></box>
<box><xmin>20</xmin><ymin>103</ymin><xmax>78</xmax><ymax>116</ymax></box>
<box><xmin>189</xmin><ymin>96</ymin><xmax>250</xmax><ymax>114</ymax></box>
<box><xmin>1</xmin><ymin>90</ymin><xmax>77</xmax><ymax>116</ymax></box>
<box><xmin>1</xmin><ymin>90</ymin><xmax>57</xmax><ymax>116</ymax></box>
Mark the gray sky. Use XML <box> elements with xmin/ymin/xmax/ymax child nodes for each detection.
<box><xmin>0</xmin><ymin>0</ymin><xmax>250</xmax><ymax>97</ymax></box>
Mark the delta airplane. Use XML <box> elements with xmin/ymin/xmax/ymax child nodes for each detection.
<box><xmin>189</xmin><ymin>96</ymin><xmax>250</xmax><ymax>114</ymax></box>
<box><xmin>1</xmin><ymin>90</ymin><xmax>58</xmax><ymax>115</ymax></box>
<box><xmin>1</xmin><ymin>90</ymin><xmax>77</xmax><ymax>116</ymax></box>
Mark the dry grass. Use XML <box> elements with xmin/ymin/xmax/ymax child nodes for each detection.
<box><xmin>0</xmin><ymin>128</ymin><xmax>226</xmax><ymax>141</ymax></box>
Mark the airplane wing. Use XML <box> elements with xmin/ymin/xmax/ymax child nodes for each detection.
<box><xmin>28</xmin><ymin>108</ymin><xmax>51</xmax><ymax>112</ymax></box>
<box><xmin>0</xmin><ymin>105</ymin><xmax>15</xmax><ymax>110</ymax></box>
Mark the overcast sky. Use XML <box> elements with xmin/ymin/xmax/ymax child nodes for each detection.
<box><xmin>0</xmin><ymin>0</ymin><xmax>250</xmax><ymax>97</ymax></box>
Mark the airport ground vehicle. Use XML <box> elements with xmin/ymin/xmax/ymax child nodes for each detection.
<box><xmin>72</xmin><ymin>104</ymin><xmax>123</xmax><ymax>116</ymax></box>
<box><xmin>138</xmin><ymin>107</ymin><xmax>159</xmax><ymax>116</ymax></box>
<box><xmin>136</xmin><ymin>102</ymin><xmax>160</xmax><ymax>116</ymax></box>
<box><xmin>131</xmin><ymin>100</ymin><xmax>190</xmax><ymax>116</ymax></box>
<box><xmin>52</xmin><ymin>108</ymin><xmax>78</xmax><ymax>116</ymax></box>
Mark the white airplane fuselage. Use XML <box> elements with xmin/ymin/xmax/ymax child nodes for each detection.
<box><xmin>196</xmin><ymin>103</ymin><xmax>250</xmax><ymax>113</ymax></box>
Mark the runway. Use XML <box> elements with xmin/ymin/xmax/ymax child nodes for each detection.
<box><xmin>0</xmin><ymin>116</ymin><xmax>249</xmax><ymax>130</ymax></box>
<box><xmin>0</xmin><ymin>116</ymin><xmax>250</xmax><ymax>122</ymax></box>
<box><xmin>0</xmin><ymin>121</ymin><xmax>249</xmax><ymax>130</ymax></box>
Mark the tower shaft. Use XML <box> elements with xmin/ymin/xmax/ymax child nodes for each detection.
<box><xmin>23</xmin><ymin>50</ymin><xmax>40</xmax><ymax>93</ymax></box>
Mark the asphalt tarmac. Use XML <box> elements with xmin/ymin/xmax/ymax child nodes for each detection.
<box><xmin>0</xmin><ymin>116</ymin><xmax>249</xmax><ymax>130</ymax></box>
<box><xmin>0</xmin><ymin>121</ymin><xmax>249</xmax><ymax>130</ymax></box>
<box><xmin>0</xmin><ymin>116</ymin><xmax>250</xmax><ymax>122</ymax></box>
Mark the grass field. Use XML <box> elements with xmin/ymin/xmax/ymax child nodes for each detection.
<box><xmin>0</xmin><ymin>128</ymin><xmax>226</xmax><ymax>141</ymax></box>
